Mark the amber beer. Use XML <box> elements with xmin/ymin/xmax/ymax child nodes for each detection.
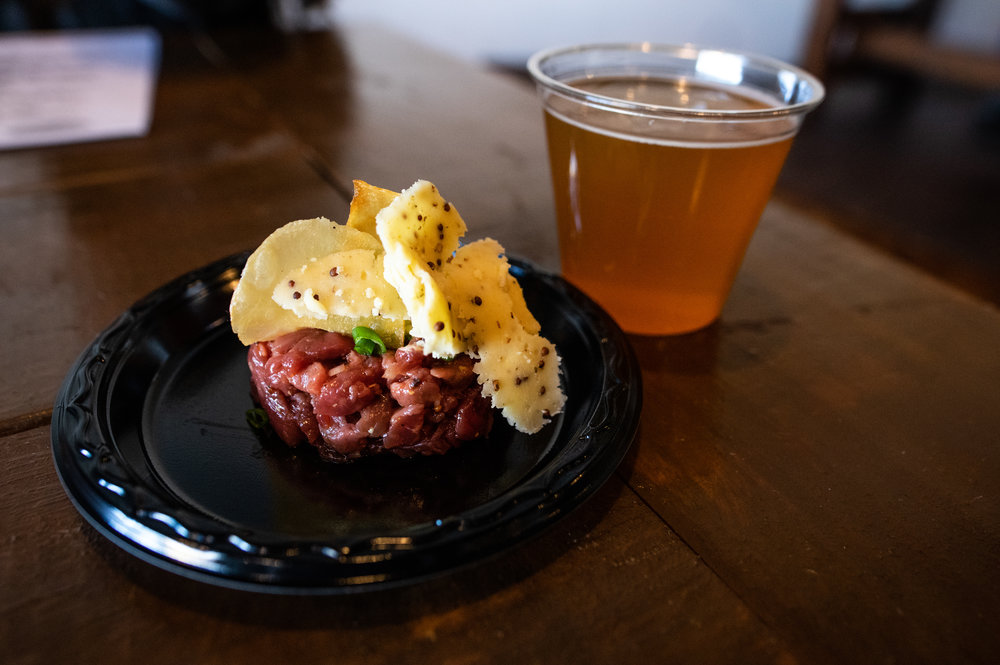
<box><xmin>529</xmin><ymin>44</ymin><xmax>823</xmax><ymax>335</ymax></box>
<box><xmin>543</xmin><ymin>78</ymin><xmax>795</xmax><ymax>334</ymax></box>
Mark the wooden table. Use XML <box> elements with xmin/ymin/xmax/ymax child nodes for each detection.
<box><xmin>2</xmin><ymin>23</ymin><xmax>998</xmax><ymax>665</ymax></box>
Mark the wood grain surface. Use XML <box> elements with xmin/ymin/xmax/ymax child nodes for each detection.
<box><xmin>2</xmin><ymin>23</ymin><xmax>998</xmax><ymax>665</ymax></box>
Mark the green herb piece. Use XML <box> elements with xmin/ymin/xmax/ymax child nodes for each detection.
<box><xmin>246</xmin><ymin>407</ymin><xmax>269</xmax><ymax>430</ymax></box>
<box><xmin>353</xmin><ymin>325</ymin><xmax>387</xmax><ymax>356</ymax></box>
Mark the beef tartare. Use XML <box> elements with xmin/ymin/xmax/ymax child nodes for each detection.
<box><xmin>248</xmin><ymin>329</ymin><xmax>493</xmax><ymax>461</ymax></box>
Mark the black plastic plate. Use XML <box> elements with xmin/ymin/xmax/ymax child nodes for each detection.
<box><xmin>51</xmin><ymin>253</ymin><xmax>641</xmax><ymax>594</ymax></box>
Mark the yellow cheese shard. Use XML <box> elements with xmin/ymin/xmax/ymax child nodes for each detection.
<box><xmin>476</xmin><ymin>330</ymin><xmax>564</xmax><ymax>434</ymax></box>
<box><xmin>377</xmin><ymin>180</ymin><xmax>466</xmax><ymax>358</ymax></box>
<box><xmin>437</xmin><ymin>239</ymin><xmax>565</xmax><ymax>433</ymax></box>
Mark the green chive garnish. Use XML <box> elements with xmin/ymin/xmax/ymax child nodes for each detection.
<box><xmin>352</xmin><ymin>326</ymin><xmax>387</xmax><ymax>356</ymax></box>
<box><xmin>246</xmin><ymin>407</ymin><xmax>269</xmax><ymax>430</ymax></box>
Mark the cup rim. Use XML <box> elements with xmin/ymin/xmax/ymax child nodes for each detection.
<box><xmin>526</xmin><ymin>42</ymin><xmax>825</xmax><ymax>120</ymax></box>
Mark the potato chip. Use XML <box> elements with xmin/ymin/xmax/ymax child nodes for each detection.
<box><xmin>346</xmin><ymin>180</ymin><xmax>398</xmax><ymax>237</ymax></box>
<box><xmin>272</xmin><ymin>248</ymin><xmax>406</xmax><ymax>321</ymax></box>
<box><xmin>230</xmin><ymin>217</ymin><xmax>406</xmax><ymax>347</ymax></box>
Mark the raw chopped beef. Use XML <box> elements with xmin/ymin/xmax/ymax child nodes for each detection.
<box><xmin>247</xmin><ymin>328</ymin><xmax>493</xmax><ymax>462</ymax></box>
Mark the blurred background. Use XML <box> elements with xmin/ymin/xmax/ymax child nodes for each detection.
<box><xmin>2</xmin><ymin>0</ymin><xmax>998</xmax><ymax>303</ymax></box>
<box><xmin>328</xmin><ymin>0</ymin><xmax>1000</xmax><ymax>304</ymax></box>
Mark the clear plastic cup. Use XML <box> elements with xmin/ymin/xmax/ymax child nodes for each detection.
<box><xmin>528</xmin><ymin>43</ymin><xmax>824</xmax><ymax>335</ymax></box>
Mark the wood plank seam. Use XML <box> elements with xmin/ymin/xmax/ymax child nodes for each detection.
<box><xmin>0</xmin><ymin>409</ymin><xmax>52</xmax><ymax>438</ymax></box>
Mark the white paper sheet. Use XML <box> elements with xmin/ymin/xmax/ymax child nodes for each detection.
<box><xmin>0</xmin><ymin>27</ymin><xmax>160</xmax><ymax>150</ymax></box>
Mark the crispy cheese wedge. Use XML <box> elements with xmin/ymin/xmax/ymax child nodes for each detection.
<box><xmin>376</xmin><ymin>180</ymin><xmax>466</xmax><ymax>358</ymax></box>
<box><xmin>437</xmin><ymin>239</ymin><xmax>563</xmax><ymax>433</ymax></box>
